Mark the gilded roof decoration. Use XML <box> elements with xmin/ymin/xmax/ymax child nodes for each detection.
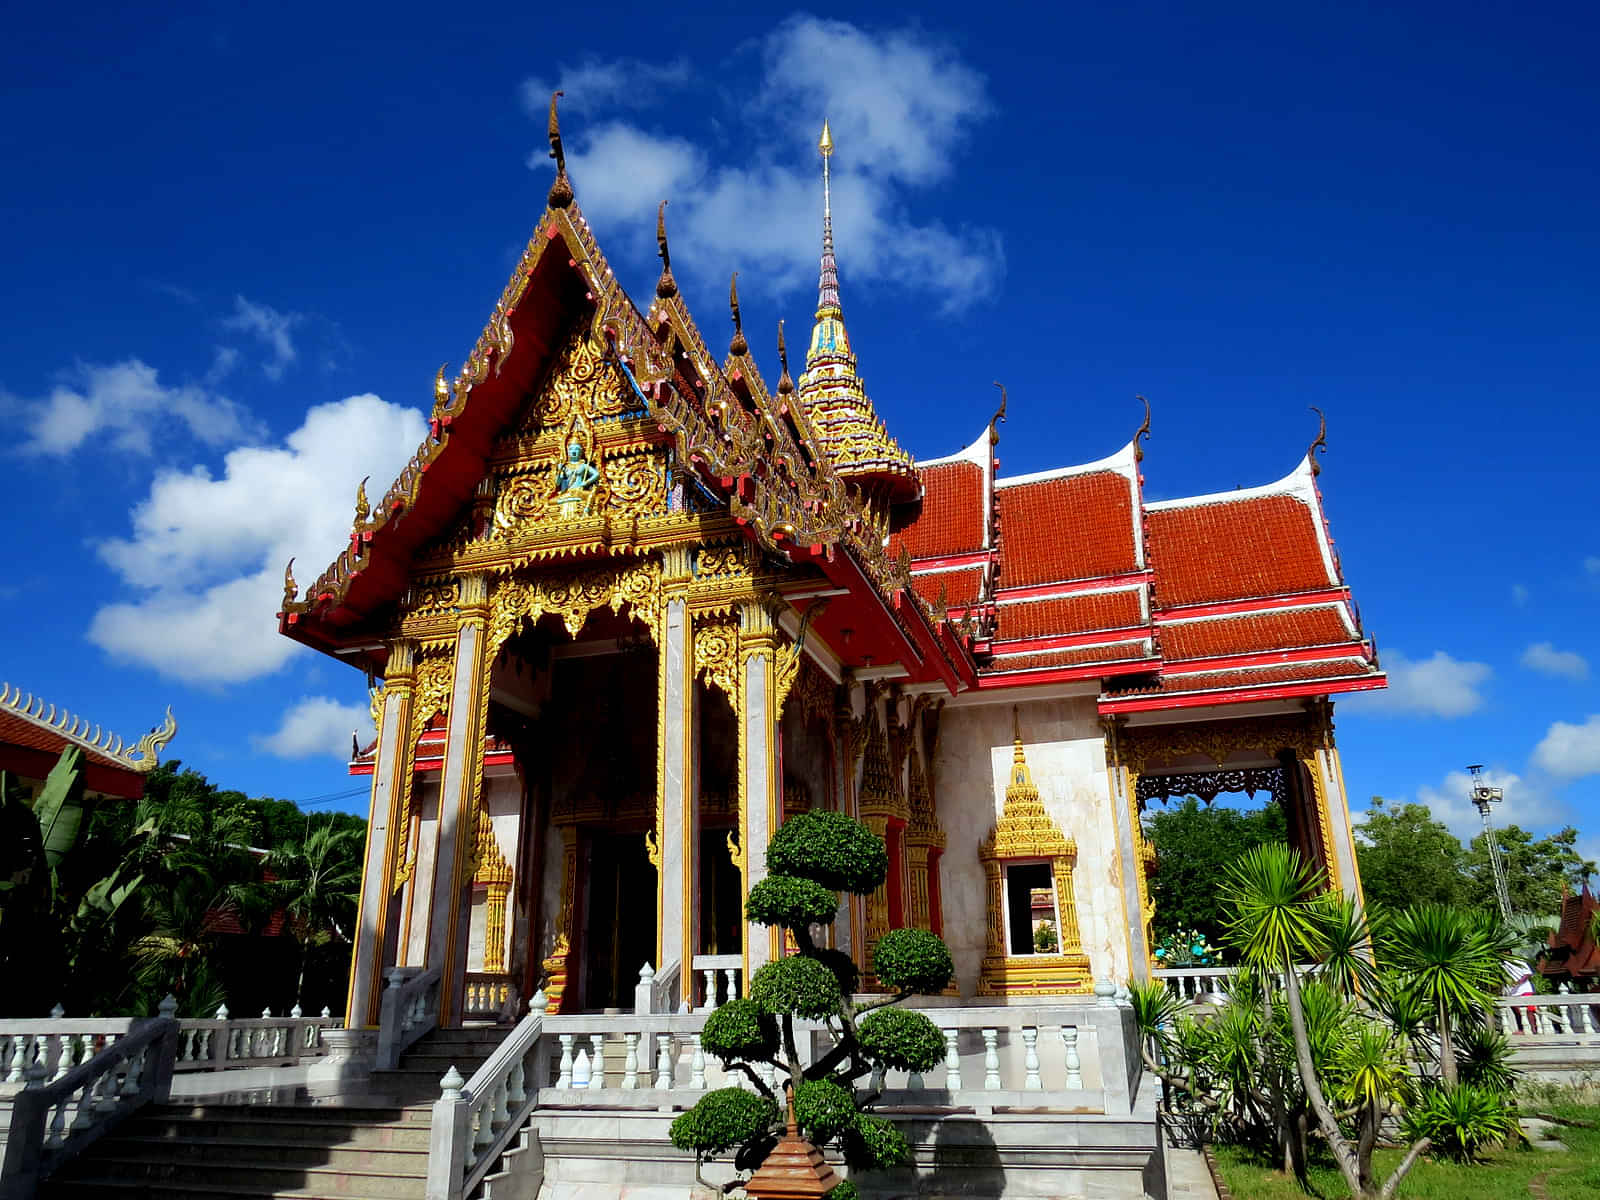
<box><xmin>0</xmin><ymin>682</ymin><xmax>177</xmax><ymax>774</ymax></box>
<box><xmin>980</xmin><ymin>710</ymin><xmax>1076</xmax><ymax>863</ymax></box>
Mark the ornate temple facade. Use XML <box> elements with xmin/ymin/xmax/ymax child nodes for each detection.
<box><xmin>280</xmin><ymin>112</ymin><xmax>1385</xmax><ymax>1029</ymax></box>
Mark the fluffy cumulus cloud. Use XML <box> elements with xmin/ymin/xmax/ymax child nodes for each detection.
<box><xmin>1520</xmin><ymin>641</ymin><xmax>1590</xmax><ymax>681</ymax></box>
<box><xmin>221</xmin><ymin>295</ymin><xmax>302</xmax><ymax>380</ymax></box>
<box><xmin>1349</xmin><ymin>649</ymin><xmax>1491</xmax><ymax>718</ymax></box>
<box><xmin>1531</xmin><ymin>714</ymin><xmax>1600</xmax><ymax>780</ymax></box>
<box><xmin>1412</xmin><ymin>766</ymin><xmax>1556</xmax><ymax>839</ymax></box>
<box><xmin>255</xmin><ymin>696</ymin><xmax>375</xmax><ymax>760</ymax></box>
<box><xmin>14</xmin><ymin>359</ymin><xmax>262</xmax><ymax>455</ymax></box>
<box><xmin>89</xmin><ymin>394</ymin><xmax>427</xmax><ymax>684</ymax></box>
<box><xmin>524</xmin><ymin>16</ymin><xmax>1004</xmax><ymax>311</ymax></box>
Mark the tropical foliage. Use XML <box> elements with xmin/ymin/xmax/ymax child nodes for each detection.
<box><xmin>670</xmin><ymin>811</ymin><xmax>952</xmax><ymax>1194</ymax></box>
<box><xmin>1134</xmin><ymin>843</ymin><xmax>1526</xmax><ymax>1200</ymax></box>
<box><xmin>0</xmin><ymin>754</ymin><xmax>364</xmax><ymax>1017</ymax></box>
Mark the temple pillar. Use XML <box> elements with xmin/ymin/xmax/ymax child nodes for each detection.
<box><xmin>426</xmin><ymin>572</ymin><xmax>493</xmax><ymax>1025</ymax></box>
<box><xmin>1104</xmin><ymin>723</ymin><xmax>1153</xmax><ymax>983</ymax></box>
<box><xmin>657</xmin><ymin>547</ymin><xmax>697</xmax><ymax>1007</ymax></box>
<box><xmin>1304</xmin><ymin>704</ymin><xmax>1361</xmax><ymax>901</ymax></box>
<box><xmin>346</xmin><ymin>640</ymin><xmax>416</xmax><ymax>1027</ymax></box>
<box><xmin>738</xmin><ymin>599</ymin><xmax>782</xmax><ymax>977</ymax></box>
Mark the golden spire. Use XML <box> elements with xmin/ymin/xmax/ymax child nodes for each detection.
<box><xmin>818</xmin><ymin>119</ymin><xmax>834</xmax><ymax>158</ymax></box>
<box><xmin>816</xmin><ymin>120</ymin><xmax>840</xmax><ymax>318</ymax></box>
<box><xmin>655</xmin><ymin>201</ymin><xmax>678</xmax><ymax>299</ymax></box>
<box><xmin>547</xmin><ymin>91</ymin><xmax>573</xmax><ymax>208</ymax></box>
<box><xmin>729</xmin><ymin>271</ymin><xmax>747</xmax><ymax>356</ymax></box>
<box><xmin>1008</xmin><ymin>707</ymin><xmax>1040</xmax><ymax>805</ymax></box>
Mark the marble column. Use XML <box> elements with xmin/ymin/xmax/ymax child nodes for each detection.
<box><xmin>739</xmin><ymin>600</ymin><xmax>781</xmax><ymax>977</ymax></box>
<box><xmin>426</xmin><ymin>572</ymin><xmax>493</xmax><ymax>1025</ymax></box>
<box><xmin>657</xmin><ymin>548</ymin><xmax>696</xmax><ymax>1007</ymax></box>
<box><xmin>1105</xmin><ymin>757</ymin><xmax>1152</xmax><ymax>983</ymax></box>
<box><xmin>347</xmin><ymin>641</ymin><xmax>416</xmax><ymax>1027</ymax></box>
<box><xmin>1312</xmin><ymin>742</ymin><xmax>1362</xmax><ymax>902</ymax></box>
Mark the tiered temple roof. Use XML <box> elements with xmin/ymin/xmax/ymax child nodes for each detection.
<box><xmin>0</xmin><ymin>682</ymin><xmax>176</xmax><ymax>799</ymax></box>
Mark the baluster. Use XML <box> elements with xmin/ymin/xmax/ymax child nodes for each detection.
<box><xmin>119</xmin><ymin>1045</ymin><xmax>146</xmax><ymax>1098</ymax></box>
<box><xmin>46</xmin><ymin>1094</ymin><xmax>70</xmax><ymax>1148</ymax></box>
<box><xmin>869</xmin><ymin>1061</ymin><xmax>885</xmax><ymax>1093</ymax></box>
<box><xmin>1493</xmin><ymin>1006</ymin><xmax>1507</xmax><ymax>1035</ymax></box>
<box><xmin>655</xmin><ymin>1034</ymin><xmax>673</xmax><ymax>1089</ymax></box>
<box><xmin>622</xmin><ymin>1033</ymin><xmax>640</xmax><ymax>1089</ymax></box>
<box><xmin>70</xmin><ymin>1077</ymin><xmax>99</xmax><ymax>1132</ymax></box>
<box><xmin>908</xmin><ymin>1065</ymin><xmax>924</xmax><ymax>1090</ymax></box>
<box><xmin>702</xmin><ymin>969</ymin><xmax>716</xmax><ymax>1010</ymax></box>
<box><xmin>590</xmin><ymin>1035</ymin><xmax>606</xmax><ymax>1088</ymax></box>
<box><xmin>691</xmin><ymin>1034</ymin><xmax>707</xmax><ymax>1090</ymax></box>
<box><xmin>474</xmin><ymin>1095</ymin><xmax>495</xmax><ymax>1150</ymax></box>
<box><xmin>943</xmin><ymin>1030</ymin><xmax>961</xmax><ymax>1089</ymax></box>
<box><xmin>93</xmin><ymin>1038</ymin><xmax>122</xmax><ymax>1112</ymax></box>
<box><xmin>572</xmin><ymin>1046</ymin><xmax>592</xmax><ymax>1088</ymax></box>
<box><xmin>1062</xmin><ymin>1027</ymin><xmax>1083</xmax><ymax>1089</ymax></box>
<box><xmin>321</xmin><ymin>1006</ymin><xmax>332</xmax><ymax>1019</ymax></box>
<box><xmin>508</xmin><ymin>1057</ymin><xmax>527</xmax><ymax>1107</ymax></box>
<box><xmin>1572</xmin><ymin>1004</ymin><xmax>1589</xmax><ymax>1035</ymax></box>
<box><xmin>758</xmin><ymin>1062</ymin><xmax>776</xmax><ymax>1092</ymax></box>
<box><xmin>1022</xmin><ymin>1027</ymin><xmax>1041</xmax><ymax>1090</ymax></box>
<box><xmin>557</xmin><ymin>1035</ymin><xmax>574</xmax><ymax>1088</ymax></box>
<box><xmin>725</xmin><ymin>968</ymin><xmax>739</xmax><ymax>1002</ymax></box>
<box><xmin>981</xmin><ymin>1028</ymin><xmax>1000</xmax><ymax>1090</ymax></box>
<box><xmin>492</xmin><ymin>1076</ymin><xmax>511</xmax><ymax>1128</ymax></box>
<box><xmin>53</xmin><ymin>1033</ymin><xmax>78</xmax><ymax>1082</ymax></box>
<box><xmin>8</xmin><ymin>1033</ymin><xmax>32</xmax><ymax>1083</ymax></box>
<box><xmin>1551</xmin><ymin>1005</ymin><xmax>1567</xmax><ymax>1036</ymax></box>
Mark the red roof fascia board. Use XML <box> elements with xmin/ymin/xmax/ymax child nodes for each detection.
<box><xmin>351</xmin><ymin>748</ymin><xmax>517</xmax><ymax>778</ymax></box>
<box><xmin>1100</xmin><ymin>673</ymin><xmax>1386</xmax><ymax>713</ymax></box>
<box><xmin>993</xmin><ymin>572</ymin><xmax>1152</xmax><ymax>603</ymax></box>
<box><xmin>1146</xmin><ymin>495</ymin><xmax>1334</xmax><ymax>607</ymax></box>
<box><xmin>1155</xmin><ymin>588</ymin><xmax>1351</xmax><ymax>621</ymax></box>
<box><xmin>996</xmin><ymin>472</ymin><xmax>1139</xmax><ymax>587</ymax></box>
<box><xmin>1160</xmin><ymin>607</ymin><xmax>1354</xmax><ymax>662</ymax></box>
<box><xmin>891</xmin><ymin>461</ymin><xmax>985</xmax><ymax>559</ymax></box>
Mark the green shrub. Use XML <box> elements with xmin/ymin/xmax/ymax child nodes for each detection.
<box><xmin>872</xmin><ymin>928</ymin><xmax>953</xmax><ymax>994</ymax></box>
<box><xmin>747</xmin><ymin>874</ymin><xmax>839</xmax><ymax>929</ymax></box>
<box><xmin>813</xmin><ymin>946</ymin><xmax>861</xmax><ymax>996</ymax></box>
<box><xmin>857</xmin><ymin>1008</ymin><xmax>945</xmax><ymax>1073</ymax></box>
<box><xmin>794</xmin><ymin>1077</ymin><xmax>857</xmax><ymax>1143</ymax></box>
<box><xmin>823</xmin><ymin>1183</ymin><xmax>859</xmax><ymax>1200</ymax></box>
<box><xmin>845</xmin><ymin>1111</ymin><xmax>911</xmax><ymax>1169</ymax></box>
<box><xmin>750</xmin><ymin>955</ymin><xmax>843</xmax><ymax>1020</ymax></box>
<box><xmin>1400</xmin><ymin>1082</ymin><xmax>1518</xmax><ymax>1162</ymax></box>
<box><xmin>766</xmin><ymin>811</ymin><xmax>888</xmax><ymax>894</ymax></box>
<box><xmin>701</xmin><ymin>997</ymin><xmax>779</xmax><ymax>1065</ymax></box>
<box><xmin>670</xmin><ymin>1088</ymin><xmax>779</xmax><ymax>1155</ymax></box>
<box><xmin>1453</xmin><ymin>1023</ymin><xmax>1519</xmax><ymax>1093</ymax></box>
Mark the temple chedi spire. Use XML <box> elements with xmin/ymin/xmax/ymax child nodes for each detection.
<box><xmin>797</xmin><ymin>120</ymin><xmax>919</xmax><ymax>505</ymax></box>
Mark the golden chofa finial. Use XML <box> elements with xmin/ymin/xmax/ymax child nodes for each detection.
<box><xmin>282</xmin><ymin>558</ymin><xmax>298</xmax><ymax>608</ymax></box>
<box><xmin>728</xmin><ymin>272</ymin><xmax>748</xmax><ymax>356</ymax></box>
<box><xmin>1307</xmin><ymin>406</ymin><xmax>1327</xmax><ymax>476</ymax></box>
<box><xmin>989</xmin><ymin>381</ymin><xmax>1008</xmax><ymax>445</ymax></box>
<box><xmin>818</xmin><ymin>118</ymin><xmax>834</xmax><ymax>158</ymax></box>
<box><xmin>776</xmin><ymin>319</ymin><xmax>794</xmax><ymax>395</ymax></box>
<box><xmin>354</xmin><ymin>476</ymin><xmax>370</xmax><ymax>523</ymax></box>
<box><xmin>547</xmin><ymin>91</ymin><xmax>573</xmax><ymax>208</ymax></box>
<box><xmin>1134</xmin><ymin>394</ymin><xmax>1152</xmax><ymax>463</ymax></box>
<box><xmin>655</xmin><ymin>200</ymin><xmax>678</xmax><ymax>299</ymax></box>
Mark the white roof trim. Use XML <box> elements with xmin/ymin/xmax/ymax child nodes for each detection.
<box><xmin>916</xmin><ymin>426</ymin><xmax>991</xmax><ymax>470</ymax></box>
<box><xmin>995</xmin><ymin>439</ymin><xmax>1138</xmax><ymax>489</ymax></box>
<box><xmin>1158</xmin><ymin>599</ymin><xmax>1357</xmax><ymax>638</ymax></box>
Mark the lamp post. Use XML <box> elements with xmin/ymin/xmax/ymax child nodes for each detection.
<box><xmin>1467</xmin><ymin>765</ymin><xmax>1512</xmax><ymax>921</ymax></box>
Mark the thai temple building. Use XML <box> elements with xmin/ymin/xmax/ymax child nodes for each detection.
<box><xmin>278</xmin><ymin>111</ymin><xmax>1386</xmax><ymax>1037</ymax></box>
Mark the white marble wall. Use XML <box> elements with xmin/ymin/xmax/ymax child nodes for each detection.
<box><xmin>464</xmin><ymin>769</ymin><xmax>524</xmax><ymax>972</ymax></box>
<box><xmin>935</xmin><ymin>696</ymin><xmax>1131</xmax><ymax>995</ymax></box>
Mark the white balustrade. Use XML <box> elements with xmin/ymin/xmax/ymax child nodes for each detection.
<box><xmin>622</xmin><ymin>1033</ymin><xmax>640</xmax><ymax>1089</ymax></box>
<box><xmin>981</xmin><ymin>1028</ymin><xmax>1001</xmax><ymax>1090</ymax></box>
<box><xmin>655</xmin><ymin>1034</ymin><xmax>673</xmax><ymax>1089</ymax></box>
<box><xmin>690</xmin><ymin>1034</ymin><xmax>707</xmax><ymax>1090</ymax></box>
<box><xmin>1022</xmin><ymin>1027</ymin><xmax>1042</xmax><ymax>1090</ymax></box>
<box><xmin>690</xmin><ymin>955</ymin><xmax>742</xmax><ymax>1010</ymax></box>
<box><xmin>943</xmin><ymin>1029</ymin><xmax>961</xmax><ymax>1089</ymax></box>
<box><xmin>1493</xmin><ymin>995</ymin><xmax>1600</xmax><ymax>1046</ymax></box>
<box><xmin>377</xmin><ymin>964</ymin><xmax>442</xmax><ymax>1070</ymax></box>
<box><xmin>1062</xmin><ymin>1026</ymin><xmax>1083</xmax><ymax>1088</ymax></box>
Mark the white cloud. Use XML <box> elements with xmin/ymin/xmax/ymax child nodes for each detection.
<box><xmin>1532</xmin><ymin>714</ymin><xmax>1600</xmax><ymax>780</ymax></box>
<box><xmin>89</xmin><ymin>393</ymin><xmax>427</xmax><ymax>684</ymax></box>
<box><xmin>525</xmin><ymin>16</ymin><xmax>1004</xmax><ymax>312</ymax></box>
<box><xmin>254</xmin><ymin>695</ymin><xmax>374</xmax><ymax>760</ymax></box>
<box><xmin>1349</xmin><ymin>649</ymin><xmax>1492</xmax><ymax>718</ymax></box>
<box><xmin>222</xmin><ymin>295</ymin><xmax>301</xmax><ymax>380</ymax></box>
<box><xmin>1520</xmin><ymin>641</ymin><xmax>1589</xmax><ymax>681</ymax></box>
<box><xmin>520</xmin><ymin>59</ymin><xmax>692</xmax><ymax>115</ymax></box>
<box><xmin>14</xmin><ymin>359</ymin><xmax>261</xmax><ymax>455</ymax></box>
<box><xmin>1413</xmin><ymin>766</ymin><xmax>1556</xmax><ymax>840</ymax></box>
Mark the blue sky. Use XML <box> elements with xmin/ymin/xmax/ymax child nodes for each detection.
<box><xmin>3</xmin><ymin>2</ymin><xmax>1597</xmax><ymax>852</ymax></box>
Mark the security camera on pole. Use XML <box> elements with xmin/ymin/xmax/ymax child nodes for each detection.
<box><xmin>1467</xmin><ymin>764</ymin><xmax>1512</xmax><ymax>920</ymax></box>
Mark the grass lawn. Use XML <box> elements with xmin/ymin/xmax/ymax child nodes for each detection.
<box><xmin>1211</xmin><ymin>1102</ymin><xmax>1600</xmax><ymax>1199</ymax></box>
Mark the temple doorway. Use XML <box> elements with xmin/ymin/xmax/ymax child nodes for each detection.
<box><xmin>579</xmin><ymin>830</ymin><xmax>656</xmax><ymax>1011</ymax></box>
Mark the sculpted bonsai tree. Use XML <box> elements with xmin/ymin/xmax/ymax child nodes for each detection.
<box><xmin>670</xmin><ymin>810</ymin><xmax>953</xmax><ymax>1196</ymax></box>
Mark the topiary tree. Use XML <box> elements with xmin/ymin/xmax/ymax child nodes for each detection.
<box><xmin>670</xmin><ymin>810</ymin><xmax>953</xmax><ymax>1194</ymax></box>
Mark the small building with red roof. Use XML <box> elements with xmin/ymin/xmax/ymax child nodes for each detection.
<box><xmin>0</xmin><ymin>682</ymin><xmax>177</xmax><ymax>801</ymax></box>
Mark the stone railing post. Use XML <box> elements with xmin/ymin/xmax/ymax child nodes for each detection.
<box><xmin>634</xmin><ymin>963</ymin><xmax>655</xmax><ymax>1016</ymax></box>
<box><xmin>425</xmin><ymin>1066</ymin><xmax>473</xmax><ymax>1200</ymax></box>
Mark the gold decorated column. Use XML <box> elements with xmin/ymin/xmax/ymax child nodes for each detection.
<box><xmin>346</xmin><ymin>640</ymin><xmax>416</xmax><ymax>1026</ymax></box>
<box><xmin>426</xmin><ymin>571</ymin><xmax>493</xmax><ymax>1025</ymax></box>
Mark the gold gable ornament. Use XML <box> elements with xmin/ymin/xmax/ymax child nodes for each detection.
<box><xmin>977</xmin><ymin>710</ymin><xmax>1092</xmax><ymax>996</ymax></box>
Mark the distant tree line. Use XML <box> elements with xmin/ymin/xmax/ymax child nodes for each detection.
<box><xmin>0</xmin><ymin>753</ymin><xmax>366</xmax><ymax>1018</ymax></box>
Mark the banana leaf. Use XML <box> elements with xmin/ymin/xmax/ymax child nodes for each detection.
<box><xmin>33</xmin><ymin>746</ymin><xmax>87</xmax><ymax>877</ymax></box>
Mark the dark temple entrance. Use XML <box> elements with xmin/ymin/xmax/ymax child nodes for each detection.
<box><xmin>579</xmin><ymin>831</ymin><xmax>657</xmax><ymax>1011</ymax></box>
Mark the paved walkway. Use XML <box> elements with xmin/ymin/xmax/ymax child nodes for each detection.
<box><xmin>1167</xmin><ymin>1143</ymin><xmax>1221</xmax><ymax>1199</ymax></box>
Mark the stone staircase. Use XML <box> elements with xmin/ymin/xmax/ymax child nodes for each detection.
<box><xmin>39</xmin><ymin>1027</ymin><xmax>541</xmax><ymax>1200</ymax></box>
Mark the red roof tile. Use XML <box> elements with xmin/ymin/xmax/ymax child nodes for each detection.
<box><xmin>0</xmin><ymin>711</ymin><xmax>141</xmax><ymax>774</ymax></box>
<box><xmin>995</xmin><ymin>591</ymin><xmax>1144</xmax><ymax>641</ymax></box>
<box><xmin>912</xmin><ymin>567</ymin><xmax>985</xmax><ymax>609</ymax></box>
<box><xmin>1146</xmin><ymin>495</ymin><xmax>1333</xmax><ymax>607</ymax></box>
<box><xmin>996</xmin><ymin>473</ymin><xmax>1138</xmax><ymax>587</ymax></box>
<box><xmin>1109</xmin><ymin>659</ymin><xmax>1369</xmax><ymax>697</ymax></box>
<box><xmin>1161</xmin><ymin>607</ymin><xmax>1352</xmax><ymax>661</ymax></box>
<box><xmin>985</xmin><ymin>643</ymin><xmax>1150</xmax><ymax>673</ymax></box>
<box><xmin>893</xmin><ymin>461</ymin><xmax>985</xmax><ymax>559</ymax></box>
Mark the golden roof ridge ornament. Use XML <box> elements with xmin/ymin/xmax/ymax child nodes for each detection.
<box><xmin>655</xmin><ymin>200</ymin><xmax>678</xmax><ymax>299</ymax></box>
<box><xmin>547</xmin><ymin>91</ymin><xmax>573</xmax><ymax>209</ymax></box>
<box><xmin>1134</xmin><ymin>394</ymin><xmax>1152</xmax><ymax>463</ymax></box>
<box><xmin>776</xmin><ymin>319</ymin><xmax>794</xmax><ymax>395</ymax></box>
<box><xmin>1307</xmin><ymin>406</ymin><xmax>1327</xmax><ymax>476</ymax></box>
<box><xmin>354</xmin><ymin>476</ymin><xmax>370</xmax><ymax>523</ymax></box>
<box><xmin>728</xmin><ymin>271</ymin><xmax>748</xmax><ymax>356</ymax></box>
<box><xmin>989</xmin><ymin>381</ymin><xmax>1008</xmax><ymax>445</ymax></box>
<box><xmin>0</xmin><ymin>681</ymin><xmax>177</xmax><ymax>774</ymax></box>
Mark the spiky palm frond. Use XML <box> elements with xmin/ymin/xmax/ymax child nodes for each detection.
<box><xmin>1130</xmin><ymin>979</ymin><xmax>1182</xmax><ymax>1040</ymax></box>
<box><xmin>1382</xmin><ymin>904</ymin><xmax>1503</xmax><ymax>1020</ymax></box>
<box><xmin>1218</xmin><ymin>844</ymin><xmax>1327</xmax><ymax>970</ymax></box>
<box><xmin>1311</xmin><ymin>892</ymin><xmax>1380</xmax><ymax>998</ymax></box>
<box><xmin>1334</xmin><ymin>1021</ymin><xmax>1406</xmax><ymax>1109</ymax></box>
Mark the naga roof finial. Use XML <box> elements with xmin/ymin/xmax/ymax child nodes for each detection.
<box><xmin>282</xmin><ymin>558</ymin><xmax>298</xmax><ymax>608</ymax></box>
<box><xmin>1307</xmin><ymin>406</ymin><xmax>1327</xmax><ymax>476</ymax></box>
<box><xmin>547</xmin><ymin>91</ymin><xmax>573</xmax><ymax>208</ymax></box>
<box><xmin>1134</xmin><ymin>394</ymin><xmax>1152</xmax><ymax>463</ymax></box>
<box><xmin>729</xmin><ymin>271</ymin><xmax>748</xmax><ymax>356</ymax></box>
<box><xmin>989</xmin><ymin>381</ymin><xmax>1008</xmax><ymax>445</ymax></box>
<box><xmin>655</xmin><ymin>201</ymin><xmax>678</xmax><ymax>299</ymax></box>
<box><xmin>776</xmin><ymin>319</ymin><xmax>794</xmax><ymax>395</ymax></box>
<box><xmin>354</xmin><ymin>476</ymin><xmax>370</xmax><ymax>523</ymax></box>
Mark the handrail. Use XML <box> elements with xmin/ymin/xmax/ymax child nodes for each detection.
<box><xmin>426</xmin><ymin>1000</ymin><xmax>545</xmax><ymax>1200</ymax></box>
<box><xmin>0</xmin><ymin>1016</ymin><xmax>179</xmax><ymax>1199</ymax></box>
<box><xmin>378</xmin><ymin>965</ymin><xmax>442</xmax><ymax>1071</ymax></box>
<box><xmin>652</xmin><ymin>960</ymin><xmax>681</xmax><ymax>1015</ymax></box>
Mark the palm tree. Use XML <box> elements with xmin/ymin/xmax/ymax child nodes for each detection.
<box><xmin>265</xmin><ymin>823</ymin><xmax>362</xmax><ymax>1009</ymax></box>
<box><xmin>1219</xmin><ymin>844</ymin><xmax>1431</xmax><ymax>1200</ymax></box>
<box><xmin>1381</xmin><ymin>904</ymin><xmax>1502</xmax><ymax>1085</ymax></box>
